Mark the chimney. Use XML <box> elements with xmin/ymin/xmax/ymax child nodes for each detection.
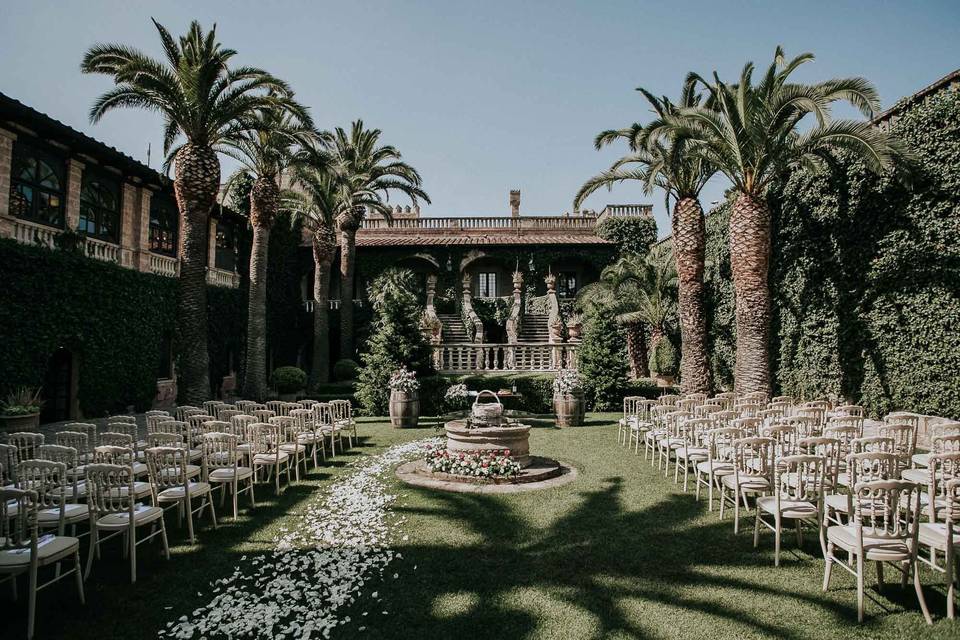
<box><xmin>509</xmin><ymin>189</ymin><xmax>520</xmax><ymax>218</ymax></box>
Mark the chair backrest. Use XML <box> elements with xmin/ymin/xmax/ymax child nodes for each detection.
<box><xmin>927</xmin><ymin>451</ymin><xmax>960</xmax><ymax>521</ymax></box>
<box><xmin>733</xmin><ymin>437</ymin><xmax>775</xmax><ymax>478</ymax></box>
<box><xmin>804</xmin><ymin>400</ymin><xmax>831</xmax><ymax>412</ymax></box>
<box><xmin>282</xmin><ymin>402</ymin><xmax>302</xmax><ymax>417</ymax></box>
<box><xmin>706</xmin><ymin>427</ymin><xmax>743</xmax><ymax>463</ymax></box>
<box><xmin>55</xmin><ymin>431</ymin><xmax>89</xmax><ymax>458</ymax></box>
<box><xmin>186</xmin><ymin>414</ymin><xmax>216</xmax><ymax>446</ymax></box>
<box><xmin>823</xmin><ymin>424</ymin><xmax>859</xmax><ymax>458</ymax></box>
<box><xmin>846</xmin><ymin>451</ymin><xmax>898</xmax><ymax>485</ymax></box>
<box><xmin>63</xmin><ymin>422</ymin><xmax>97</xmax><ymax>448</ymax></box>
<box><xmin>783</xmin><ymin>415</ymin><xmax>820</xmax><ymax>439</ymax></box>
<box><xmin>945</xmin><ymin>479</ymin><xmax>960</xmax><ymax>527</ymax></box>
<box><xmin>252</xmin><ymin>409</ymin><xmax>276</xmax><ymax>423</ymax></box>
<box><xmin>17</xmin><ymin>459</ymin><xmax>67</xmax><ymax>518</ymax></box>
<box><xmin>154</xmin><ymin>419</ymin><xmax>188</xmax><ymax>441</ymax></box>
<box><xmin>710</xmin><ymin>410</ymin><xmax>738</xmax><ymax>429</ymax></box>
<box><xmin>265</xmin><ymin>400</ymin><xmax>285</xmax><ymax>414</ymax></box>
<box><xmin>826</xmin><ymin>415</ymin><xmax>864</xmax><ymax>438</ymax></box>
<box><xmin>933</xmin><ymin>434</ymin><xmax>960</xmax><ymax>454</ymax></box>
<box><xmin>757</xmin><ymin>407</ymin><xmax>784</xmax><ymax>425</ymax></box>
<box><xmin>0</xmin><ymin>487</ymin><xmax>38</xmax><ymax>551</ymax></box>
<box><xmin>219</xmin><ymin>409</ymin><xmax>242</xmax><ymax>423</ymax></box>
<box><xmin>932</xmin><ymin>425</ymin><xmax>960</xmax><ymax>448</ymax></box>
<box><xmin>798</xmin><ymin>437</ymin><xmax>842</xmax><ymax>484</ymax></box>
<box><xmin>331</xmin><ymin>399</ymin><xmax>352</xmax><ymax>423</ymax></box>
<box><xmin>174</xmin><ymin>405</ymin><xmax>203</xmax><ymax>421</ymax></box>
<box><xmin>202</xmin><ymin>432</ymin><xmax>240</xmax><ymax>472</ymax></box>
<box><xmin>231</xmin><ymin>414</ymin><xmax>258</xmax><ymax>432</ymax></box>
<box><xmin>312</xmin><ymin>402</ymin><xmax>335</xmax><ymax>428</ymax></box>
<box><xmin>774</xmin><ymin>454</ymin><xmax>827</xmax><ymax>502</ymax></box>
<box><xmin>878</xmin><ymin>423</ymin><xmax>916</xmax><ymax>462</ymax></box>
<box><xmin>771</xmin><ymin>395</ymin><xmax>794</xmax><ymax>405</ymax></box>
<box><xmin>145</xmin><ymin>446</ymin><xmax>191</xmax><ymax>493</ymax></box>
<box><xmin>679</xmin><ymin>418</ymin><xmax>712</xmax><ymax>448</ymax></box>
<box><xmin>248</xmin><ymin>422</ymin><xmax>278</xmax><ymax>455</ymax></box>
<box><xmin>676</xmin><ymin>398</ymin><xmax>698</xmax><ymax>412</ymax></box>
<box><xmin>731</xmin><ymin>417</ymin><xmax>761</xmax><ymax>437</ymax></box>
<box><xmin>852</xmin><ymin>436</ymin><xmax>894</xmax><ymax>454</ymax></box>
<box><xmin>290</xmin><ymin>408</ymin><xmax>313</xmax><ymax>432</ymax></box>
<box><xmin>145</xmin><ymin>431</ymin><xmax>185</xmax><ymax>449</ymax></box>
<box><xmin>85</xmin><ymin>463</ymin><xmax>137</xmax><ymax>517</ymax></box>
<box><xmin>0</xmin><ymin>443</ymin><xmax>17</xmax><ymax>485</ymax></box>
<box><xmin>108</xmin><ymin>415</ymin><xmax>137</xmax><ymax>424</ymax></box>
<box><xmin>100</xmin><ymin>431</ymin><xmax>135</xmax><ymax>450</ymax></box>
<box><xmin>203</xmin><ymin>400</ymin><xmax>223</xmax><ymax>416</ymax></box>
<box><xmin>684</xmin><ymin>392</ymin><xmax>707</xmax><ymax>403</ymax></box>
<box><xmin>202</xmin><ymin>420</ymin><xmax>231</xmax><ymax>434</ymax></box>
<box><xmin>106</xmin><ymin>421</ymin><xmax>139</xmax><ymax>443</ymax></box>
<box><xmin>659</xmin><ymin>394</ymin><xmax>680</xmax><ymax>406</ymax></box>
<box><xmin>8</xmin><ymin>431</ymin><xmax>45</xmax><ymax>463</ymax></box>
<box><xmin>38</xmin><ymin>444</ymin><xmax>80</xmax><ymax>500</ymax></box>
<box><xmin>235</xmin><ymin>400</ymin><xmax>257</xmax><ymax>413</ymax></box>
<box><xmin>93</xmin><ymin>444</ymin><xmax>136</xmax><ymax>466</ymax></box>
<box><xmin>794</xmin><ymin>407</ymin><xmax>825</xmax><ymax>429</ymax></box>
<box><xmin>833</xmin><ymin>404</ymin><xmax>864</xmax><ymax>418</ymax></box>
<box><xmin>649</xmin><ymin>404</ymin><xmax>674</xmax><ymax>428</ymax></box>
<box><xmin>146</xmin><ymin>411</ymin><xmax>172</xmax><ymax>432</ymax></box>
<box><xmin>298</xmin><ymin>399</ymin><xmax>319</xmax><ymax>409</ymax></box>
<box><xmin>885</xmin><ymin>412</ymin><xmax>920</xmax><ymax>452</ymax></box>
<box><xmin>665</xmin><ymin>411</ymin><xmax>692</xmax><ymax>436</ymax></box>
<box><xmin>762</xmin><ymin>424</ymin><xmax>798</xmax><ymax>456</ymax></box>
<box><xmin>852</xmin><ymin>480</ymin><xmax>922</xmax><ymax>542</ymax></box>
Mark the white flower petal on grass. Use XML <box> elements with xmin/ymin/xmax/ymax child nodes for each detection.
<box><xmin>160</xmin><ymin>438</ymin><xmax>439</xmax><ymax>639</ymax></box>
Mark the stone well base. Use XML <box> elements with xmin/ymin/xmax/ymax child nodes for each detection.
<box><xmin>395</xmin><ymin>456</ymin><xmax>577</xmax><ymax>494</ymax></box>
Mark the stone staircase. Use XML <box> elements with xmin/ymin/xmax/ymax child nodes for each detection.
<box><xmin>519</xmin><ymin>313</ymin><xmax>551</xmax><ymax>343</ymax></box>
<box><xmin>437</xmin><ymin>313</ymin><xmax>471</xmax><ymax>343</ymax></box>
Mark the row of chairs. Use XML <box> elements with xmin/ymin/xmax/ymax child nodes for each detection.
<box><xmin>1</xmin><ymin>396</ymin><xmax>360</xmax><ymax>639</ymax></box>
<box><xmin>617</xmin><ymin>392</ymin><xmax>960</xmax><ymax>625</ymax></box>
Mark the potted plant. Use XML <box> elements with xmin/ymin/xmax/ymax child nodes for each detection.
<box><xmin>442</xmin><ymin>382</ymin><xmax>470</xmax><ymax>418</ymax></box>
<box><xmin>0</xmin><ymin>387</ymin><xmax>44</xmax><ymax>432</ymax></box>
<box><xmin>566</xmin><ymin>313</ymin><xmax>584</xmax><ymax>341</ymax></box>
<box><xmin>649</xmin><ymin>337</ymin><xmax>679</xmax><ymax>387</ymax></box>
<box><xmin>388</xmin><ymin>367</ymin><xmax>420</xmax><ymax>428</ymax></box>
<box><xmin>271</xmin><ymin>366</ymin><xmax>307</xmax><ymax>401</ymax></box>
<box><xmin>553</xmin><ymin>369</ymin><xmax>584</xmax><ymax>427</ymax></box>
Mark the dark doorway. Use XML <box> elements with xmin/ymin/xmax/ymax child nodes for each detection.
<box><xmin>41</xmin><ymin>347</ymin><xmax>73</xmax><ymax>423</ymax></box>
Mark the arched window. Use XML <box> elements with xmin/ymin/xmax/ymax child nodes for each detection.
<box><xmin>149</xmin><ymin>195</ymin><xmax>179</xmax><ymax>256</ymax></box>
<box><xmin>9</xmin><ymin>142</ymin><xmax>65</xmax><ymax>228</ymax></box>
<box><xmin>214</xmin><ymin>220</ymin><xmax>237</xmax><ymax>271</ymax></box>
<box><xmin>79</xmin><ymin>175</ymin><xmax>120</xmax><ymax>242</ymax></box>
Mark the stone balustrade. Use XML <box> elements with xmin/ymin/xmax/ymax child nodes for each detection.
<box><xmin>149</xmin><ymin>253</ymin><xmax>178</xmax><ymax>277</ymax></box>
<box><xmin>12</xmin><ymin>218</ymin><xmax>58</xmax><ymax>248</ymax></box>
<box><xmin>304</xmin><ymin>299</ymin><xmax>364</xmax><ymax>312</ymax></box>
<box><xmin>432</xmin><ymin>342</ymin><xmax>578</xmax><ymax>373</ymax></box>
<box><xmin>85</xmin><ymin>237</ymin><xmax>121</xmax><ymax>264</ymax></box>
<box><xmin>360</xmin><ymin>215</ymin><xmax>600</xmax><ymax>231</ymax></box>
<box><xmin>206</xmin><ymin>267</ymin><xmax>240</xmax><ymax>288</ymax></box>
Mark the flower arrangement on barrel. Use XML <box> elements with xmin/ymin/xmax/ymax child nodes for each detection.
<box><xmin>388</xmin><ymin>367</ymin><xmax>421</xmax><ymax>428</ymax></box>
<box><xmin>424</xmin><ymin>442</ymin><xmax>521</xmax><ymax>478</ymax></box>
<box><xmin>553</xmin><ymin>368</ymin><xmax>585</xmax><ymax>427</ymax></box>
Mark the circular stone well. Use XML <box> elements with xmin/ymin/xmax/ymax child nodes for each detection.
<box><xmin>444</xmin><ymin>419</ymin><xmax>531</xmax><ymax>467</ymax></box>
<box><xmin>395</xmin><ymin>457</ymin><xmax>577</xmax><ymax>494</ymax></box>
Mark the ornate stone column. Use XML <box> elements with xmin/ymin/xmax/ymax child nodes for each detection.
<box><xmin>506</xmin><ymin>270</ymin><xmax>523</xmax><ymax>344</ymax></box>
<box><xmin>64</xmin><ymin>158</ymin><xmax>85</xmax><ymax>231</ymax></box>
<box><xmin>461</xmin><ymin>271</ymin><xmax>484</xmax><ymax>343</ymax></box>
<box><xmin>545</xmin><ymin>273</ymin><xmax>563</xmax><ymax>344</ymax></box>
<box><xmin>120</xmin><ymin>181</ymin><xmax>139</xmax><ymax>268</ymax></box>
<box><xmin>136</xmin><ymin>186</ymin><xmax>154</xmax><ymax>272</ymax></box>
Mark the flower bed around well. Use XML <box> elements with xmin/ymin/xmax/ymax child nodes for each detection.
<box><xmin>424</xmin><ymin>442</ymin><xmax>521</xmax><ymax>478</ymax></box>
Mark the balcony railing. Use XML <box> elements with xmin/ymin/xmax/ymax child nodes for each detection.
<box><xmin>85</xmin><ymin>237</ymin><xmax>121</xmax><ymax>263</ymax></box>
<box><xmin>432</xmin><ymin>342</ymin><xmax>578</xmax><ymax>373</ymax></box>
<box><xmin>149</xmin><ymin>253</ymin><xmax>179</xmax><ymax>277</ymax></box>
<box><xmin>12</xmin><ymin>218</ymin><xmax>58</xmax><ymax>248</ymax></box>
<box><xmin>207</xmin><ymin>267</ymin><xmax>240</xmax><ymax>289</ymax></box>
<box><xmin>359</xmin><ymin>215</ymin><xmax>600</xmax><ymax>232</ymax></box>
<box><xmin>303</xmin><ymin>299</ymin><xmax>365</xmax><ymax>312</ymax></box>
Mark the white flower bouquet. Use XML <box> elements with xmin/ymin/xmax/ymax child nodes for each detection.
<box><xmin>553</xmin><ymin>368</ymin><xmax>582</xmax><ymax>396</ymax></box>
<box><xmin>443</xmin><ymin>383</ymin><xmax>469</xmax><ymax>410</ymax></box>
<box><xmin>388</xmin><ymin>367</ymin><xmax>420</xmax><ymax>393</ymax></box>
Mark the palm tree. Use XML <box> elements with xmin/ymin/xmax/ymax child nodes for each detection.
<box><xmin>319</xmin><ymin>121</ymin><xmax>430</xmax><ymax>360</ymax></box>
<box><xmin>577</xmin><ymin>249</ymin><xmax>677</xmax><ymax>378</ymax></box>
<box><xmin>653</xmin><ymin>47</ymin><xmax>908</xmax><ymax>394</ymax></box>
<box><xmin>81</xmin><ymin>19</ymin><xmax>308</xmax><ymax>404</ymax></box>
<box><xmin>221</xmin><ymin>105</ymin><xmax>313</xmax><ymax>400</ymax></box>
<box><xmin>575</xmin><ymin>81</ymin><xmax>714</xmax><ymax>394</ymax></box>
<box><xmin>285</xmin><ymin>156</ymin><xmax>388</xmax><ymax>386</ymax></box>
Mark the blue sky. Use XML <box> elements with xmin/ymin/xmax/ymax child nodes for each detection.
<box><xmin>1</xmin><ymin>1</ymin><xmax>958</xmax><ymax>236</ymax></box>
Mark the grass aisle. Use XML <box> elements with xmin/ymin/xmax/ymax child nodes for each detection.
<box><xmin>3</xmin><ymin>415</ymin><xmax>956</xmax><ymax>639</ymax></box>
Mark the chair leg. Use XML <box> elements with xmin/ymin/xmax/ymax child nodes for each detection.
<box><xmin>249</xmin><ymin>477</ymin><xmax>256</xmax><ymax>508</ymax></box>
<box><xmin>946</xmin><ymin>544</ymin><xmax>955</xmax><ymax>620</ymax></box>
<box><xmin>208</xmin><ymin>494</ymin><xmax>218</xmax><ymax>529</ymax></box>
<box><xmin>84</xmin><ymin>527</ymin><xmax>98</xmax><ymax>581</ymax></box>
<box><xmin>232</xmin><ymin>481</ymin><xmax>239</xmax><ymax>520</ymax></box>
<box><xmin>823</xmin><ymin>543</ymin><xmax>834</xmax><ymax>591</ymax></box>
<box><xmin>129</xmin><ymin>525</ymin><xmax>137</xmax><ymax>584</ymax></box>
<box><xmin>185</xmin><ymin>496</ymin><xmax>196</xmax><ymax>544</ymax></box>
<box><xmin>856</xmin><ymin>553</ymin><xmax>865</xmax><ymax>622</ymax></box>
<box><xmin>27</xmin><ymin>559</ymin><xmax>37</xmax><ymax>640</ymax></box>
<box><xmin>160</xmin><ymin>517</ymin><xmax>171</xmax><ymax>561</ymax></box>
<box><xmin>913</xmin><ymin>559</ymin><xmax>933</xmax><ymax>624</ymax></box>
<box><xmin>733</xmin><ymin>489</ymin><xmax>741</xmax><ymax>534</ymax></box>
<box><xmin>876</xmin><ymin>561</ymin><xmax>884</xmax><ymax>590</ymax></box>
<box><xmin>774</xmin><ymin>515</ymin><xmax>782</xmax><ymax>567</ymax></box>
<box><xmin>74</xmin><ymin>549</ymin><xmax>85</xmax><ymax>604</ymax></box>
<box><xmin>753</xmin><ymin>509</ymin><xmax>761</xmax><ymax>548</ymax></box>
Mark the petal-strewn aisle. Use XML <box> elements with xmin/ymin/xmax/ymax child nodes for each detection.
<box><xmin>162</xmin><ymin>438</ymin><xmax>438</xmax><ymax>639</ymax></box>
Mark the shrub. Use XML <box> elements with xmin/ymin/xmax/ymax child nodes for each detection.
<box><xmin>596</xmin><ymin>216</ymin><xmax>658</xmax><ymax>256</ymax></box>
<box><xmin>271</xmin><ymin>366</ymin><xmax>307</xmax><ymax>394</ymax></box>
<box><xmin>574</xmin><ymin>312</ymin><xmax>628</xmax><ymax>411</ymax></box>
<box><xmin>649</xmin><ymin>337</ymin><xmax>679</xmax><ymax>377</ymax></box>
<box><xmin>333</xmin><ymin>359</ymin><xmax>360</xmax><ymax>381</ymax></box>
<box><xmin>454</xmin><ymin>373</ymin><xmax>556</xmax><ymax>413</ymax></box>
<box><xmin>356</xmin><ymin>268</ymin><xmax>433</xmax><ymax>415</ymax></box>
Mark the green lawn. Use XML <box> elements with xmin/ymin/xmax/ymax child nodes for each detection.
<box><xmin>2</xmin><ymin>415</ymin><xmax>956</xmax><ymax>639</ymax></box>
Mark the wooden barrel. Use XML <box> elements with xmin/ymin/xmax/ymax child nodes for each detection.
<box><xmin>389</xmin><ymin>390</ymin><xmax>420</xmax><ymax>428</ymax></box>
<box><xmin>554</xmin><ymin>392</ymin><xmax>584</xmax><ymax>427</ymax></box>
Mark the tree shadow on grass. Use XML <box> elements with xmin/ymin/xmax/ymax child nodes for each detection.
<box><xmin>345</xmin><ymin>471</ymin><xmax>947</xmax><ymax>640</ymax></box>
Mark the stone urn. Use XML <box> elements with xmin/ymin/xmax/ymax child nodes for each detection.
<box><xmin>553</xmin><ymin>391</ymin><xmax>585</xmax><ymax>427</ymax></box>
<box><xmin>0</xmin><ymin>412</ymin><xmax>40</xmax><ymax>433</ymax></box>
<box><xmin>389</xmin><ymin>390</ymin><xmax>420</xmax><ymax>428</ymax></box>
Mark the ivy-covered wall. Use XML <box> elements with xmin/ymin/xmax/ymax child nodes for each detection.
<box><xmin>703</xmin><ymin>87</ymin><xmax>960</xmax><ymax>418</ymax></box>
<box><xmin>0</xmin><ymin>239</ymin><xmax>245</xmax><ymax>416</ymax></box>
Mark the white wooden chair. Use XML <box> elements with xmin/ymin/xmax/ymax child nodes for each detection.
<box><xmin>824</xmin><ymin>451</ymin><xmax>898</xmax><ymax>527</ymax></box>
<box><xmin>0</xmin><ymin>488</ymin><xmax>85</xmax><ymax>640</ymax></box>
<box><xmin>84</xmin><ymin>463</ymin><xmax>170</xmax><ymax>584</ymax></box>
<box><xmin>290</xmin><ymin>408</ymin><xmax>324</xmax><ymax>468</ymax></box>
<box><xmin>913</xmin><ymin>426</ymin><xmax>960</xmax><ymax>469</ymax></box>
<box><xmin>203</xmin><ymin>432</ymin><xmax>255</xmax><ymax>520</ymax></box>
<box><xmin>271</xmin><ymin>416</ymin><xmax>308</xmax><ymax>480</ymax></box>
<box><xmin>917</xmin><ymin>476</ymin><xmax>960</xmax><ymax>619</ymax></box>
<box><xmin>8</xmin><ymin>432</ymin><xmax>44</xmax><ymax>466</ymax></box>
<box><xmin>754</xmin><ymin>454</ymin><xmax>827</xmax><ymax>565</ymax></box>
<box><xmin>720</xmin><ymin>437</ymin><xmax>774</xmax><ymax>534</ymax></box>
<box><xmin>250</xmin><ymin>423</ymin><xmax>291</xmax><ymax>495</ymax></box>
<box><xmin>673</xmin><ymin>418</ymin><xmax>711</xmax><ymax>491</ymax></box>
<box><xmin>92</xmin><ymin>445</ymin><xmax>153</xmax><ymax>502</ymax></box>
<box><xmin>146</xmin><ymin>446</ymin><xmax>216</xmax><ymax>543</ymax></box>
<box><xmin>823</xmin><ymin>479</ymin><xmax>931</xmax><ymax>624</ymax></box>
<box><xmin>695</xmin><ymin>426</ymin><xmax>742</xmax><ymax>511</ymax></box>
<box><xmin>331</xmin><ymin>399</ymin><xmax>357</xmax><ymax>447</ymax></box>
<box><xmin>17</xmin><ymin>459</ymin><xmax>87</xmax><ymax>537</ymax></box>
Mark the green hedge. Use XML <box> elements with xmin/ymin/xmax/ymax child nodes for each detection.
<box><xmin>0</xmin><ymin>239</ymin><xmax>245</xmax><ymax>416</ymax></box>
<box><xmin>702</xmin><ymin>87</ymin><xmax>960</xmax><ymax>418</ymax></box>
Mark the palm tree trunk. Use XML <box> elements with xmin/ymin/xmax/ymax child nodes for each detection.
<box><xmin>311</xmin><ymin>237</ymin><xmax>334</xmax><ymax>386</ymax></box>
<box><xmin>648</xmin><ymin>326</ymin><xmax>665</xmax><ymax>376</ymax></box>
<box><xmin>625</xmin><ymin>321</ymin><xmax>650</xmax><ymax>379</ymax></box>
<box><xmin>338</xmin><ymin>222</ymin><xmax>358</xmax><ymax>360</ymax></box>
<box><xmin>172</xmin><ymin>143</ymin><xmax>218</xmax><ymax>405</ymax></box>
<box><xmin>241</xmin><ymin>177</ymin><xmax>278</xmax><ymax>401</ymax></box>
<box><xmin>673</xmin><ymin>197</ymin><xmax>712</xmax><ymax>395</ymax></box>
<box><xmin>729</xmin><ymin>192</ymin><xmax>772</xmax><ymax>395</ymax></box>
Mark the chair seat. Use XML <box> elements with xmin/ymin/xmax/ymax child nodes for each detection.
<box><xmin>253</xmin><ymin>452</ymin><xmax>290</xmax><ymax>465</ymax></box>
<box><xmin>236</xmin><ymin>443</ymin><xmax>255</xmax><ymax>455</ymax></box>
<box><xmin>297</xmin><ymin>433</ymin><xmax>321</xmax><ymax>445</ymax></box>
<box><xmin>721</xmin><ymin>474</ymin><xmax>770</xmax><ymax>492</ymax></box>
<box><xmin>106</xmin><ymin>482</ymin><xmax>152</xmax><ymax>500</ymax></box>
<box><xmin>279</xmin><ymin>443</ymin><xmax>306</xmax><ymax>455</ymax></box>
<box><xmin>96</xmin><ymin>506</ymin><xmax>164</xmax><ymax>529</ymax></box>
<box><xmin>824</xmin><ymin>493</ymin><xmax>852</xmax><ymax>514</ymax></box>
<box><xmin>836</xmin><ymin>472</ymin><xmax>850</xmax><ymax>488</ymax></box>
<box><xmin>827</xmin><ymin>525</ymin><xmax>913</xmax><ymax>561</ymax></box>
<box><xmin>900</xmin><ymin>468</ymin><xmax>929</xmax><ymax>484</ymax></box>
<box><xmin>756</xmin><ymin>496</ymin><xmax>818</xmax><ymax>519</ymax></box>
<box><xmin>696</xmin><ymin>461</ymin><xmax>734</xmax><ymax>476</ymax></box>
<box><xmin>911</xmin><ymin>452</ymin><xmax>930</xmax><ymax>468</ymax></box>
<box><xmin>158</xmin><ymin>482</ymin><xmax>212</xmax><ymax>501</ymax></box>
<box><xmin>63</xmin><ymin>481</ymin><xmax>87</xmax><ymax>499</ymax></box>
<box><xmin>38</xmin><ymin>503</ymin><xmax>88</xmax><ymax>525</ymax></box>
<box><xmin>157</xmin><ymin>465</ymin><xmax>202</xmax><ymax>481</ymax></box>
<box><xmin>209</xmin><ymin>466</ymin><xmax>254</xmax><ymax>482</ymax></box>
<box><xmin>675</xmin><ymin>447</ymin><xmax>709</xmax><ymax>460</ymax></box>
<box><xmin>0</xmin><ymin>536</ymin><xmax>80</xmax><ymax>569</ymax></box>
<box><xmin>918</xmin><ymin>523</ymin><xmax>960</xmax><ymax>550</ymax></box>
